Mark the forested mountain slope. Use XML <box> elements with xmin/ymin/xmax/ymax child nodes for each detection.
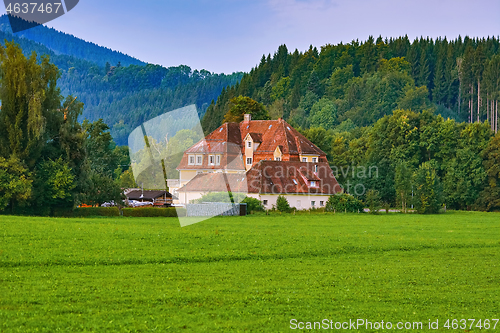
<box><xmin>0</xmin><ymin>17</ymin><xmax>243</xmax><ymax>145</ymax></box>
<box><xmin>0</xmin><ymin>15</ymin><xmax>144</xmax><ymax>67</ymax></box>
<box><xmin>203</xmin><ymin>36</ymin><xmax>500</xmax><ymax>134</ymax></box>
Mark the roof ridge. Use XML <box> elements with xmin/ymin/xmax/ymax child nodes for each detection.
<box><xmin>280</xmin><ymin>118</ymin><xmax>292</xmax><ymax>154</ymax></box>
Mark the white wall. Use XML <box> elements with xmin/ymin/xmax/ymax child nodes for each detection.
<box><xmin>247</xmin><ymin>193</ymin><xmax>330</xmax><ymax>210</ymax></box>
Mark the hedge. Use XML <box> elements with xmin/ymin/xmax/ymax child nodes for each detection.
<box><xmin>53</xmin><ymin>207</ymin><xmax>120</xmax><ymax>217</ymax></box>
<box><xmin>122</xmin><ymin>207</ymin><xmax>186</xmax><ymax>217</ymax></box>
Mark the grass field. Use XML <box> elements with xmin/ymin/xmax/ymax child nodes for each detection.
<box><xmin>0</xmin><ymin>212</ymin><xmax>499</xmax><ymax>332</ymax></box>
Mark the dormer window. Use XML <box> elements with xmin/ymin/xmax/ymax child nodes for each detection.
<box><xmin>209</xmin><ymin>155</ymin><xmax>215</xmax><ymax>165</ymax></box>
<box><xmin>310</xmin><ymin>180</ymin><xmax>317</xmax><ymax>187</ymax></box>
<box><xmin>275</xmin><ymin>157</ymin><xmax>281</xmax><ymax>161</ymax></box>
<box><xmin>188</xmin><ymin>155</ymin><xmax>195</xmax><ymax>165</ymax></box>
<box><xmin>247</xmin><ymin>141</ymin><xmax>252</xmax><ymax>148</ymax></box>
<box><xmin>216</xmin><ymin>155</ymin><xmax>221</xmax><ymax>165</ymax></box>
<box><xmin>312</xmin><ymin>157</ymin><xmax>317</xmax><ymax>163</ymax></box>
<box><xmin>196</xmin><ymin>155</ymin><xmax>203</xmax><ymax>165</ymax></box>
<box><xmin>246</xmin><ymin>157</ymin><xmax>253</xmax><ymax>165</ymax></box>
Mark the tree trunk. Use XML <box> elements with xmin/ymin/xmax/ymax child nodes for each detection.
<box><xmin>492</xmin><ymin>99</ymin><xmax>495</xmax><ymax>131</ymax></box>
<box><xmin>458</xmin><ymin>83</ymin><xmax>461</xmax><ymax>116</ymax></box>
<box><xmin>477</xmin><ymin>79</ymin><xmax>480</xmax><ymax>123</ymax></box>
<box><xmin>471</xmin><ymin>85</ymin><xmax>474</xmax><ymax>123</ymax></box>
<box><xmin>487</xmin><ymin>95</ymin><xmax>489</xmax><ymax>126</ymax></box>
<box><xmin>468</xmin><ymin>99</ymin><xmax>471</xmax><ymax>123</ymax></box>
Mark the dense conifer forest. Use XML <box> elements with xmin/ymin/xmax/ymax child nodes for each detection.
<box><xmin>203</xmin><ymin>36</ymin><xmax>500</xmax><ymax>134</ymax></box>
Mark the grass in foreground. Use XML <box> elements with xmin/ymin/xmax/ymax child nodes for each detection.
<box><xmin>0</xmin><ymin>212</ymin><xmax>499</xmax><ymax>332</ymax></box>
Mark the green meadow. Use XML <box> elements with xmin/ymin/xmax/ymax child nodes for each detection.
<box><xmin>0</xmin><ymin>212</ymin><xmax>499</xmax><ymax>332</ymax></box>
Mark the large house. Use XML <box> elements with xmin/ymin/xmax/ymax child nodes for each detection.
<box><xmin>176</xmin><ymin>114</ymin><xmax>341</xmax><ymax>209</ymax></box>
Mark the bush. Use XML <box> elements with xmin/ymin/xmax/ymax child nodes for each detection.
<box><xmin>276</xmin><ymin>195</ymin><xmax>291</xmax><ymax>213</ymax></box>
<box><xmin>241</xmin><ymin>197</ymin><xmax>264</xmax><ymax>213</ymax></box>
<box><xmin>365</xmin><ymin>189</ymin><xmax>382</xmax><ymax>214</ymax></box>
<box><xmin>122</xmin><ymin>207</ymin><xmax>186</xmax><ymax>217</ymax></box>
<box><xmin>191</xmin><ymin>192</ymin><xmax>246</xmax><ymax>204</ymax></box>
<box><xmin>325</xmin><ymin>193</ymin><xmax>364</xmax><ymax>213</ymax></box>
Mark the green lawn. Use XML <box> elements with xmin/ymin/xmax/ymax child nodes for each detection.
<box><xmin>0</xmin><ymin>212</ymin><xmax>499</xmax><ymax>332</ymax></box>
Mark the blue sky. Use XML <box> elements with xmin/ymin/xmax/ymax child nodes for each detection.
<box><xmin>3</xmin><ymin>0</ymin><xmax>500</xmax><ymax>73</ymax></box>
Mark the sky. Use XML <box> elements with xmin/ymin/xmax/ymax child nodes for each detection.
<box><xmin>2</xmin><ymin>0</ymin><xmax>500</xmax><ymax>74</ymax></box>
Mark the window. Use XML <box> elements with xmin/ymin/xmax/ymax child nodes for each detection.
<box><xmin>209</xmin><ymin>155</ymin><xmax>215</xmax><ymax>165</ymax></box>
<box><xmin>311</xmin><ymin>201</ymin><xmax>316</xmax><ymax>207</ymax></box>
<box><xmin>320</xmin><ymin>201</ymin><xmax>324</xmax><ymax>207</ymax></box>
<box><xmin>196</xmin><ymin>155</ymin><xmax>203</xmax><ymax>165</ymax></box>
<box><xmin>247</xmin><ymin>141</ymin><xmax>252</xmax><ymax>148</ymax></box>
<box><xmin>302</xmin><ymin>157</ymin><xmax>307</xmax><ymax>162</ymax></box>
<box><xmin>312</xmin><ymin>157</ymin><xmax>317</xmax><ymax>163</ymax></box>
<box><xmin>310</xmin><ymin>181</ymin><xmax>316</xmax><ymax>187</ymax></box>
<box><xmin>216</xmin><ymin>155</ymin><xmax>220</xmax><ymax>165</ymax></box>
<box><xmin>188</xmin><ymin>155</ymin><xmax>195</xmax><ymax>165</ymax></box>
<box><xmin>315</xmin><ymin>165</ymin><xmax>318</xmax><ymax>172</ymax></box>
<box><xmin>263</xmin><ymin>200</ymin><xmax>268</xmax><ymax>205</ymax></box>
<box><xmin>292</xmin><ymin>179</ymin><xmax>298</xmax><ymax>185</ymax></box>
<box><xmin>275</xmin><ymin>157</ymin><xmax>281</xmax><ymax>161</ymax></box>
<box><xmin>246</xmin><ymin>157</ymin><xmax>253</xmax><ymax>165</ymax></box>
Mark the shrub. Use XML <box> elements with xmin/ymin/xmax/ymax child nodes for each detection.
<box><xmin>365</xmin><ymin>189</ymin><xmax>382</xmax><ymax>214</ymax></box>
<box><xmin>241</xmin><ymin>197</ymin><xmax>264</xmax><ymax>213</ymax></box>
<box><xmin>122</xmin><ymin>207</ymin><xmax>186</xmax><ymax>217</ymax></box>
<box><xmin>276</xmin><ymin>195</ymin><xmax>291</xmax><ymax>213</ymax></box>
<box><xmin>325</xmin><ymin>193</ymin><xmax>364</xmax><ymax>213</ymax></box>
<box><xmin>191</xmin><ymin>192</ymin><xmax>246</xmax><ymax>204</ymax></box>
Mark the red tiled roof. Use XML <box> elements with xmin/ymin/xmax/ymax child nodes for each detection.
<box><xmin>177</xmin><ymin>118</ymin><xmax>327</xmax><ymax>170</ymax></box>
<box><xmin>248</xmin><ymin>133</ymin><xmax>263</xmax><ymax>142</ymax></box>
<box><xmin>179</xmin><ymin>161</ymin><xmax>340</xmax><ymax>195</ymax></box>
<box><xmin>247</xmin><ymin>161</ymin><xmax>340</xmax><ymax>194</ymax></box>
<box><xmin>178</xmin><ymin>173</ymin><xmax>248</xmax><ymax>193</ymax></box>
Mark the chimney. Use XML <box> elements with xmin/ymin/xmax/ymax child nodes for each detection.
<box><xmin>243</xmin><ymin>114</ymin><xmax>252</xmax><ymax>122</ymax></box>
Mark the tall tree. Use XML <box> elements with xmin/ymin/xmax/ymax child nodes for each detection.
<box><xmin>475</xmin><ymin>132</ymin><xmax>500</xmax><ymax>211</ymax></box>
<box><xmin>413</xmin><ymin>161</ymin><xmax>443</xmax><ymax>214</ymax></box>
<box><xmin>223</xmin><ymin>96</ymin><xmax>270</xmax><ymax>124</ymax></box>
<box><xmin>473</xmin><ymin>44</ymin><xmax>486</xmax><ymax>122</ymax></box>
<box><xmin>395</xmin><ymin>160</ymin><xmax>412</xmax><ymax>213</ymax></box>
<box><xmin>0</xmin><ymin>41</ymin><xmax>60</xmax><ymax>166</ymax></box>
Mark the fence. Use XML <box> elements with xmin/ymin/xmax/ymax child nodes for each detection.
<box><xmin>186</xmin><ymin>203</ymin><xmax>247</xmax><ymax>217</ymax></box>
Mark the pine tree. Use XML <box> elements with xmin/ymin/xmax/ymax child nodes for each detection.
<box><xmin>432</xmin><ymin>45</ymin><xmax>446</xmax><ymax>104</ymax></box>
<box><xmin>359</xmin><ymin>36</ymin><xmax>377</xmax><ymax>73</ymax></box>
<box><xmin>473</xmin><ymin>44</ymin><xmax>486</xmax><ymax>122</ymax></box>
<box><xmin>417</xmin><ymin>42</ymin><xmax>430</xmax><ymax>89</ymax></box>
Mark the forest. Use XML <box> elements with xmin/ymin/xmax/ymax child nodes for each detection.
<box><xmin>203</xmin><ymin>36</ymin><xmax>500</xmax><ymax>133</ymax></box>
<box><xmin>0</xmin><ymin>15</ymin><xmax>244</xmax><ymax>145</ymax></box>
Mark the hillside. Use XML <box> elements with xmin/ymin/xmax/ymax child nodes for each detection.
<box><xmin>0</xmin><ymin>15</ymin><xmax>144</xmax><ymax>67</ymax></box>
<box><xmin>202</xmin><ymin>36</ymin><xmax>500</xmax><ymax>134</ymax></box>
<box><xmin>0</xmin><ymin>17</ymin><xmax>243</xmax><ymax>145</ymax></box>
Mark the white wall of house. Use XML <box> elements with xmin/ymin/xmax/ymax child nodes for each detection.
<box><xmin>247</xmin><ymin>193</ymin><xmax>330</xmax><ymax>210</ymax></box>
<box><xmin>179</xmin><ymin>191</ymin><xmax>331</xmax><ymax>209</ymax></box>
